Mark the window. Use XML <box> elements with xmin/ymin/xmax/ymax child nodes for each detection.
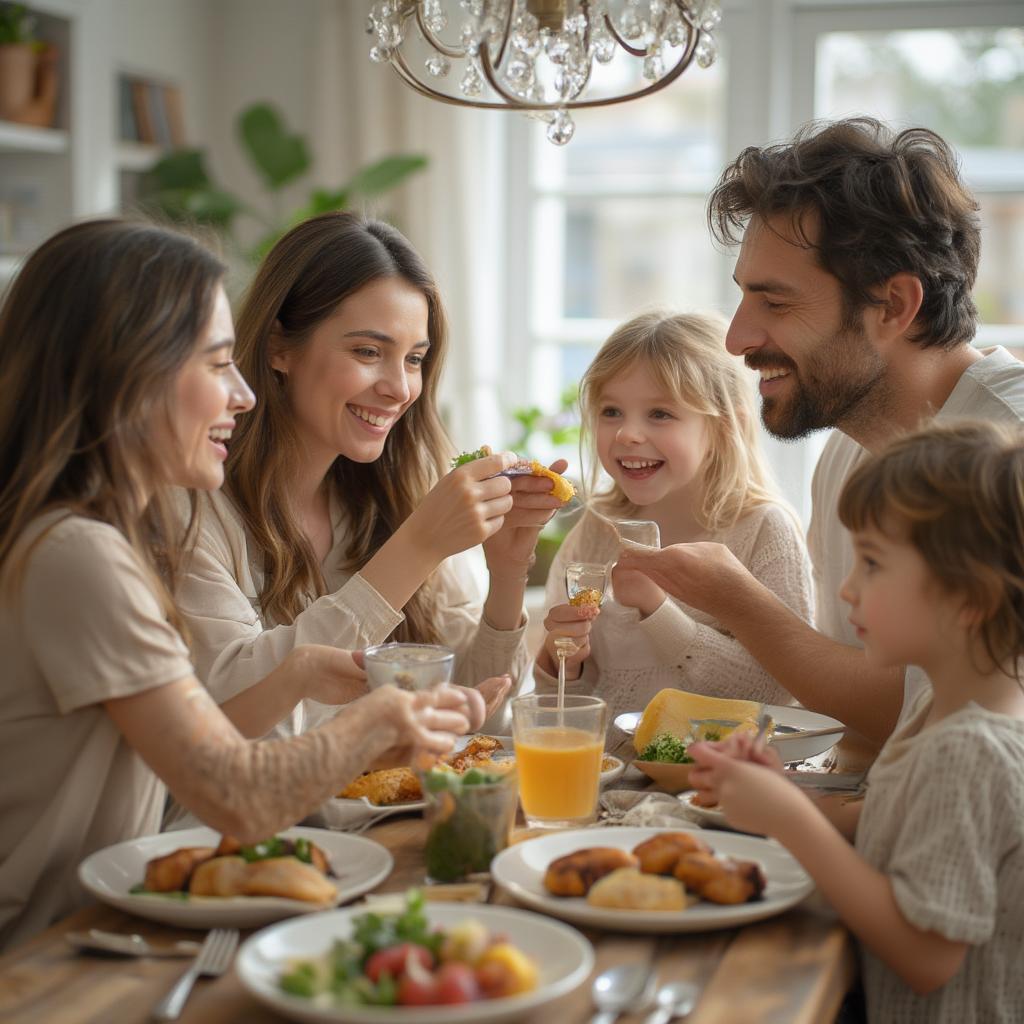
<box><xmin>505</xmin><ymin>2</ymin><xmax>1024</xmax><ymax>522</ymax></box>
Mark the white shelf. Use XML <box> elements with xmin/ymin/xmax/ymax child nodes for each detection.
<box><xmin>0</xmin><ymin>121</ymin><xmax>68</xmax><ymax>155</ymax></box>
<box><xmin>116</xmin><ymin>142</ymin><xmax>163</xmax><ymax>173</ymax></box>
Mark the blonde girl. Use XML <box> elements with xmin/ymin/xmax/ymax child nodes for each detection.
<box><xmin>175</xmin><ymin>212</ymin><xmax>563</xmax><ymax>739</ymax></box>
<box><xmin>535</xmin><ymin>311</ymin><xmax>812</xmax><ymax>720</ymax></box>
<box><xmin>0</xmin><ymin>221</ymin><xmax>474</xmax><ymax>948</ymax></box>
<box><xmin>691</xmin><ymin>420</ymin><xmax>1024</xmax><ymax>1023</ymax></box>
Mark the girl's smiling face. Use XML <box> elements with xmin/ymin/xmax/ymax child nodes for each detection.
<box><xmin>270</xmin><ymin>275</ymin><xmax>430</xmax><ymax>464</ymax></box>
<box><xmin>595</xmin><ymin>362</ymin><xmax>710</xmax><ymax>510</ymax></box>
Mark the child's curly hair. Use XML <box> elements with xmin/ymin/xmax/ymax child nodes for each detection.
<box><xmin>838</xmin><ymin>419</ymin><xmax>1024</xmax><ymax>678</ymax></box>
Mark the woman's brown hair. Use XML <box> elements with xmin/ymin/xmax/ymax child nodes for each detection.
<box><xmin>0</xmin><ymin>219</ymin><xmax>225</xmax><ymax>631</ymax></box>
<box><xmin>227</xmin><ymin>212</ymin><xmax>450</xmax><ymax>642</ymax></box>
<box><xmin>708</xmin><ymin>117</ymin><xmax>980</xmax><ymax>350</ymax></box>
<box><xmin>579</xmin><ymin>311</ymin><xmax>781</xmax><ymax>531</ymax></box>
<box><xmin>838</xmin><ymin>419</ymin><xmax>1024</xmax><ymax>680</ymax></box>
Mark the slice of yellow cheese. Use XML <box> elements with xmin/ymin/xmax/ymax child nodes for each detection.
<box><xmin>633</xmin><ymin>688</ymin><xmax>763</xmax><ymax>753</ymax></box>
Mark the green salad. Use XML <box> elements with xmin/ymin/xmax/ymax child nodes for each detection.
<box><xmin>639</xmin><ymin>728</ymin><xmax>722</xmax><ymax>763</ymax></box>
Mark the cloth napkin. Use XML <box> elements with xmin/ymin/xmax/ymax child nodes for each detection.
<box><xmin>598</xmin><ymin>789</ymin><xmax>703</xmax><ymax>828</ymax></box>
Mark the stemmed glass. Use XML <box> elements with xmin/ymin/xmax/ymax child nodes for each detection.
<box><xmin>565</xmin><ymin>561</ymin><xmax>610</xmax><ymax>609</ymax></box>
<box><xmin>614</xmin><ymin>519</ymin><xmax>661</xmax><ymax>550</ymax></box>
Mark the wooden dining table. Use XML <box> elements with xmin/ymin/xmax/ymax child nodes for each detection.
<box><xmin>0</xmin><ymin>806</ymin><xmax>856</xmax><ymax>1024</ymax></box>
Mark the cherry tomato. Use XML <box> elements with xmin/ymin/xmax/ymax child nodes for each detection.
<box><xmin>435</xmin><ymin>962</ymin><xmax>480</xmax><ymax>1004</ymax></box>
<box><xmin>397</xmin><ymin>971</ymin><xmax>440</xmax><ymax>1006</ymax></box>
<box><xmin>365</xmin><ymin>943</ymin><xmax>434</xmax><ymax>984</ymax></box>
<box><xmin>475</xmin><ymin>960</ymin><xmax>514</xmax><ymax>999</ymax></box>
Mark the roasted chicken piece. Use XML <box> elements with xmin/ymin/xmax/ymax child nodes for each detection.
<box><xmin>338</xmin><ymin>766</ymin><xmax>422</xmax><ymax>805</ymax></box>
<box><xmin>632</xmin><ymin>832</ymin><xmax>711</xmax><ymax>875</ymax></box>
<box><xmin>443</xmin><ymin>735</ymin><xmax>505</xmax><ymax>773</ymax></box>
<box><xmin>143</xmin><ymin>846</ymin><xmax>216</xmax><ymax>892</ymax></box>
<box><xmin>672</xmin><ymin>851</ymin><xmax>766</xmax><ymax>904</ymax></box>
<box><xmin>189</xmin><ymin>855</ymin><xmax>337</xmax><ymax>904</ymax></box>
<box><xmin>543</xmin><ymin>847</ymin><xmax>640</xmax><ymax>897</ymax></box>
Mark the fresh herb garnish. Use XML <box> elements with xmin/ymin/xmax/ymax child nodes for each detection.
<box><xmin>639</xmin><ymin>733</ymin><xmax>693</xmax><ymax>764</ymax></box>
<box><xmin>450</xmin><ymin>446</ymin><xmax>490</xmax><ymax>469</ymax></box>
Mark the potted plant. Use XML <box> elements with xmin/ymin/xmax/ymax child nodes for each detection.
<box><xmin>0</xmin><ymin>3</ymin><xmax>36</xmax><ymax>121</ymax></box>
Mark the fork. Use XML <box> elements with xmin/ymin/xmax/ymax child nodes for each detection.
<box><xmin>151</xmin><ymin>927</ymin><xmax>238</xmax><ymax>1020</ymax></box>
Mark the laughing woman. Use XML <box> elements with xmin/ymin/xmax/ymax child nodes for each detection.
<box><xmin>0</xmin><ymin>221</ymin><xmax>475</xmax><ymax>948</ymax></box>
<box><xmin>174</xmin><ymin>212</ymin><xmax>564</xmax><ymax>739</ymax></box>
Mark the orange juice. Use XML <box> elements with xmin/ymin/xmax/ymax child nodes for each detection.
<box><xmin>514</xmin><ymin>726</ymin><xmax>604</xmax><ymax>821</ymax></box>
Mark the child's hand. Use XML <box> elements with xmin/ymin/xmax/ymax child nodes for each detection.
<box><xmin>689</xmin><ymin>741</ymin><xmax>803</xmax><ymax>836</ymax></box>
<box><xmin>610</xmin><ymin>561</ymin><xmax>665</xmax><ymax>617</ymax></box>
<box><xmin>539</xmin><ymin>602</ymin><xmax>600</xmax><ymax>679</ymax></box>
<box><xmin>689</xmin><ymin>731</ymin><xmax>784</xmax><ymax>807</ymax></box>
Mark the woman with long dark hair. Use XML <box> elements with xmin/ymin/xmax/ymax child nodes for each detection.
<box><xmin>175</xmin><ymin>212</ymin><xmax>565</xmax><ymax>738</ymax></box>
<box><xmin>0</xmin><ymin>220</ymin><xmax>474</xmax><ymax>948</ymax></box>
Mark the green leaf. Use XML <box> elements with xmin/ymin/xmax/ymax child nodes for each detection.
<box><xmin>346</xmin><ymin>155</ymin><xmax>428</xmax><ymax>198</ymax></box>
<box><xmin>238</xmin><ymin>103</ymin><xmax>310</xmax><ymax>190</ymax></box>
<box><xmin>148</xmin><ymin>149</ymin><xmax>212</xmax><ymax>191</ymax></box>
<box><xmin>550</xmin><ymin>425</ymin><xmax>580</xmax><ymax>445</ymax></box>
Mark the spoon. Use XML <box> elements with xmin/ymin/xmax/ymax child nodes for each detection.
<box><xmin>589</xmin><ymin>962</ymin><xmax>658</xmax><ymax>1024</ymax></box>
<box><xmin>67</xmin><ymin>929</ymin><xmax>202</xmax><ymax>958</ymax></box>
<box><xmin>641</xmin><ymin>980</ymin><xmax>700</xmax><ymax>1024</ymax></box>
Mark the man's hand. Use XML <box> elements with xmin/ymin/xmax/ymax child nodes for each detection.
<box><xmin>616</xmin><ymin>542</ymin><xmax>752</xmax><ymax>620</ymax></box>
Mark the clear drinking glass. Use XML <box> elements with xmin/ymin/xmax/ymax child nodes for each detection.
<box><xmin>614</xmin><ymin>518</ymin><xmax>662</xmax><ymax>549</ymax></box>
<box><xmin>363</xmin><ymin>642</ymin><xmax>455</xmax><ymax>691</ymax></box>
<box><xmin>511</xmin><ymin>694</ymin><xmax>608</xmax><ymax>829</ymax></box>
<box><xmin>565</xmin><ymin>561</ymin><xmax>610</xmax><ymax>609</ymax></box>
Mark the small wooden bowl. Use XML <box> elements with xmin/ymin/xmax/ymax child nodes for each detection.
<box><xmin>632</xmin><ymin>760</ymin><xmax>693</xmax><ymax>794</ymax></box>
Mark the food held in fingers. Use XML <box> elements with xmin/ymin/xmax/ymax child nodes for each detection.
<box><xmin>451</xmin><ymin>444</ymin><xmax>575</xmax><ymax>502</ymax></box>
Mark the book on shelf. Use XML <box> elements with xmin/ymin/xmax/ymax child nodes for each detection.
<box><xmin>120</xmin><ymin>76</ymin><xmax>185</xmax><ymax>147</ymax></box>
<box><xmin>130</xmin><ymin>80</ymin><xmax>155</xmax><ymax>143</ymax></box>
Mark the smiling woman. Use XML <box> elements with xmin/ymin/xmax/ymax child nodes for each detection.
<box><xmin>171</xmin><ymin>212</ymin><xmax>570</xmax><ymax>752</ymax></box>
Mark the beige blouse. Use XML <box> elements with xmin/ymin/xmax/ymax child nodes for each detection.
<box><xmin>534</xmin><ymin>504</ymin><xmax>813</xmax><ymax>726</ymax></box>
<box><xmin>175</xmin><ymin>489</ymin><xmax>531</xmax><ymax>737</ymax></box>
<box><xmin>0</xmin><ymin>512</ymin><xmax>193</xmax><ymax>949</ymax></box>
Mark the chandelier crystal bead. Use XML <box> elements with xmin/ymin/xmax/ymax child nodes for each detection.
<box><xmin>369</xmin><ymin>0</ymin><xmax>721</xmax><ymax>144</ymax></box>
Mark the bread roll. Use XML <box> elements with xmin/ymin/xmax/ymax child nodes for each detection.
<box><xmin>586</xmin><ymin>868</ymin><xmax>688</xmax><ymax>911</ymax></box>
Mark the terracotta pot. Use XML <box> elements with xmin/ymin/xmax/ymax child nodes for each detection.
<box><xmin>0</xmin><ymin>43</ymin><xmax>35</xmax><ymax>121</ymax></box>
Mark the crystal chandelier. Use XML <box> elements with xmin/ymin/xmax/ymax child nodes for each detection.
<box><xmin>367</xmin><ymin>0</ymin><xmax>722</xmax><ymax>145</ymax></box>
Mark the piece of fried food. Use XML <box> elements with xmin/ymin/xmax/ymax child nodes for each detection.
<box><xmin>632</xmin><ymin>832</ymin><xmax>711</xmax><ymax>875</ymax></box>
<box><xmin>543</xmin><ymin>847</ymin><xmax>639</xmax><ymax>897</ymax></box>
<box><xmin>672</xmin><ymin>851</ymin><xmax>766</xmax><ymax>904</ymax></box>
<box><xmin>338</xmin><ymin>766</ymin><xmax>422</xmax><ymax>804</ymax></box>
<box><xmin>525</xmin><ymin>460</ymin><xmax>575</xmax><ymax>503</ymax></box>
<box><xmin>443</xmin><ymin>735</ymin><xmax>505</xmax><ymax>773</ymax></box>
<box><xmin>189</xmin><ymin>856</ymin><xmax>337</xmax><ymax>904</ymax></box>
<box><xmin>586</xmin><ymin>868</ymin><xmax>689</xmax><ymax>911</ymax></box>
<box><xmin>143</xmin><ymin>846</ymin><xmax>216</xmax><ymax>892</ymax></box>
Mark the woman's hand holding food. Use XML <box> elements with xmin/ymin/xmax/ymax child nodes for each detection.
<box><xmin>369</xmin><ymin>683</ymin><xmax>474</xmax><ymax>770</ymax></box>
<box><xmin>464</xmin><ymin>675</ymin><xmax>513</xmax><ymax>726</ymax></box>
<box><xmin>409</xmin><ymin>451</ymin><xmax>518</xmax><ymax>562</ymax></box>
<box><xmin>483</xmin><ymin>459</ymin><xmax>569</xmax><ymax>581</ymax></box>
<box><xmin>610</xmin><ymin>561</ymin><xmax>665</xmax><ymax>617</ymax></box>
<box><xmin>537</xmin><ymin>602</ymin><xmax>600</xmax><ymax>680</ymax></box>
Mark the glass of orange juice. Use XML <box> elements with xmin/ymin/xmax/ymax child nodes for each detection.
<box><xmin>511</xmin><ymin>694</ymin><xmax>607</xmax><ymax>829</ymax></box>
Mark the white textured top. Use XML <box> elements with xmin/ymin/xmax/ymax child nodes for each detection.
<box><xmin>856</xmin><ymin>691</ymin><xmax>1024</xmax><ymax>1023</ymax></box>
<box><xmin>808</xmin><ymin>347</ymin><xmax>1024</xmax><ymax>724</ymax></box>
<box><xmin>533</xmin><ymin>503</ymin><xmax>813</xmax><ymax>724</ymax></box>
<box><xmin>174</xmin><ymin>489</ymin><xmax>531</xmax><ymax>738</ymax></box>
<box><xmin>0</xmin><ymin>513</ymin><xmax>192</xmax><ymax>949</ymax></box>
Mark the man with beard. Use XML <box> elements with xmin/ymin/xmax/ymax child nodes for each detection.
<box><xmin>617</xmin><ymin>117</ymin><xmax>1024</xmax><ymax>748</ymax></box>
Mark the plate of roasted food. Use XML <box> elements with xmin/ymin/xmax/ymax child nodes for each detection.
<box><xmin>236</xmin><ymin>889</ymin><xmax>593</xmax><ymax>1023</ymax></box>
<box><xmin>616</xmin><ymin>689</ymin><xmax>845</xmax><ymax>776</ymax></box>
<box><xmin>78</xmin><ymin>827</ymin><xmax>393</xmax><ymax>929</ymax></box>
<box><xmin>491</xmin><ymin>826</ymin><xmax>812</xmax><ymax>933</ymax></box>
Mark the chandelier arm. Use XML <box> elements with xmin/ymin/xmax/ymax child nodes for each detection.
<box><xmin>603</xmin><ymin>12</ymin><xmax>649</xmax><ymax>58</ymax></box>
<box><xmin>491</xmin><ymin>0</ymin><xmax>517</xmax><ymax>68</ymax></box>
<box><xmin>414</xmin><ymin>3</ymin><xmax>470</xmax><ymax>59</ymax></box>
<box><xmin>392</xmin><ymin>30</ymin><xmax>700</xmax><ymax>112</ymax></box>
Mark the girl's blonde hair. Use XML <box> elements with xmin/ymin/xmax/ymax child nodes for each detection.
<box><xmin>227</xmin><ymin>212</ymin><xmax>450</xmax><ymax>643</ymax></box>
<box><xmin>838</xmin><ymin>419</ymin><xmax>1024</xmax><ymax>679</ymax></box>
<box><xmin>0</xmin><ymin>219</ymin><xmax>224</xmax><ymax>635</ymax></box>
<box><xmin>579</xmin><ymin>311</ymin><xmax>778</xmax><ymax>530</ymax></box>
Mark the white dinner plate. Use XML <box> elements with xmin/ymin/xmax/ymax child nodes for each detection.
<box><xmin>456</xmin><ymin>735</ymin><xmax>626</xmax><ymax>787</ymax></box>
<box><xmin>78</xmin><ymin>826</ymin><xmax>393</xmax><ymax>929</ymax></box>
<box><xmin>491</xmin><ymin>826</ymin><xmax>813</xmax><ymax>933</ymax></box>
<box><xmin>235</xmin><ymin>902</ymin><xmax>594</xmax><ymax>1024</ymax></box>
<box><xmin>315</xmin><ymin>796</ymin><xmax>427</xmax><ymax>831</ymax></box>
<box><xmin>613</xmin><ymin>704</ymin><xmax>845</xmax><ymax>764</ymax></box>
